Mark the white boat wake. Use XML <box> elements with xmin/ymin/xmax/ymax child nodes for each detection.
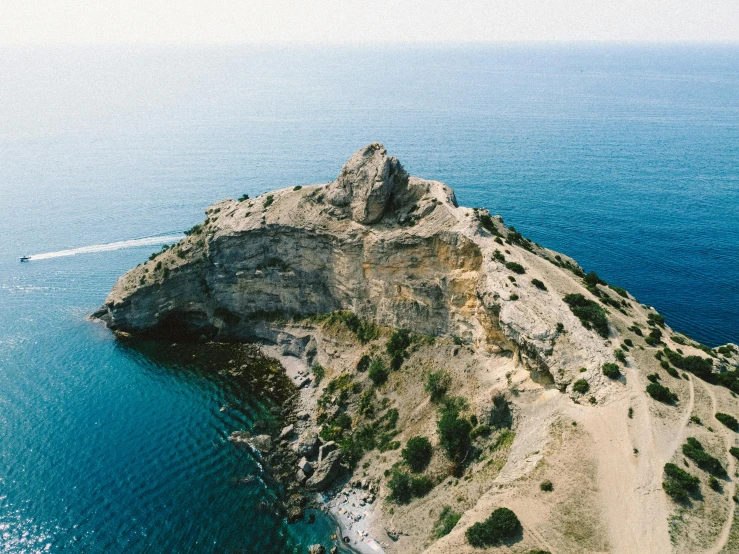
<box><xmin>27</xmin><ymin>234</ymin><xmax>184</xmax><ymax>260</ymax></box>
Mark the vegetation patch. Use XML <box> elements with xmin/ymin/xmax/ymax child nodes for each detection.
<box><xmin>311</xmin><ymin>311</ymin><xmax>380</xmax><ymax>344</ymax></box>
<box><xmin>662</xmin><ymin>463</ymin><xmax>700</xmax><ymax>502</ymax></box>
<box><xmin>602</xmin><ymin>363</ymin><xmax>621</xmax><ymax>379</ymax></box>
<box><xmin>682</xmin><ymin>437</ymin><xmax>726</xmax><ymax>477</ymax></box>
<box><xmin>505</xmin><ymin>262</ymin><xmax>526</xmax><ymax>275</ymax></box>
<box><xmin>563</xmin><ymin>294</ymin><xmax>610</xmax><ymax>338</ymax></box>
<box><xmin>531</xmin><ymin>278</ymin><xmax>548</xmax><ymax>291</ymax></box>
<box><xmin>465</xmin><ymin>507</ymin><xmax>521</xmax><ymax>547</ymax></box>
<box><xmin>646</xmin><ymin>382</ymin><xmax>678</xmax><ymax>404</ymax></box>
<box><xmin>425</xmin><ymin>370</ymin><xmax>451</xmax><ymax>402</ymax></box>
<box><xmin>402</xmin><ymin>436</ymin><xmax>433</xmax><ymax>472</ymax></box>
<box><xmin>368</xmin><ymin>358</ymin><xmax>389</xmax><ymax>386</ymax></box>
<box><xmin>573</xmin><ymin>378</ymin><xmax>590</xmax><ymax>394</ymax></box>
<box><xmin>387</xmin><ymin>468</ymin><xmax>435</xmax><ymax>504</ymax></box>
<box><xmin>437</xmin><ymin>397</ymin><xmax>473</xmax><ymax>467</ymax></box>
<box><xmin>432</xmin><ymin>506</ymin><xmax>462</xmax><ymax>539</ymax></box>
<box><xmin>715</xmin><ymin>413</ymin><xmax>738</xmax><ymax>431</ymax></box>
<box><xmin>262</xmin><ymin>194</ymin><xmax>274</xmax><ymax>208</ymax></box>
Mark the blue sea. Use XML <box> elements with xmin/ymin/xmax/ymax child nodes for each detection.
<box><xmin>1</xmin><ymin>44</ymin><xmax>738</xmax><ymax>553</ymax></box>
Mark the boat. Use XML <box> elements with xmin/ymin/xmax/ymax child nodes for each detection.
<box><xmin>19</xmin><ymin>256</ymin><xmax>31</xmax><ymax>262</ymax></box>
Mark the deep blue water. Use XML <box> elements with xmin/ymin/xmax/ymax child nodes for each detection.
<box><xmin>0</xmin><ymin>44</ymin><xmax>738</xmax><ymax>552</ymax></box>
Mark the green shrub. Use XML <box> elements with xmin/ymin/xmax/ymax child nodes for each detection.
<box><xmin>647</xmin><ymin>373</ymin><xmax>660</xmax><ymax>383</ymax></box>
<box><xmin>402</xmin><ymin>436</ymin><xmax>433</xmax><ymax>472</ymax></box>
<box><xmin>729</xmin><ymin>447</ymin><xmax>739</xmax><ymax>459</ymax></box>
<box><xmin>262</xmin><ymin>195</ymin><xmax>274</xmax><ymax>208</ymax></box>
<box><xmin>662</xmin><ymin>462</ymin><xmax>699</xmax><ymax>501</ymax></box>
<box><xmin>624</xmin><ymin>338</ymin><xmax>634</xmax><ymax>347</ymax></box>
<box><xmin>509</xmin><ymin>293</ymin><xmax>519</xmax><ymax>301</ymax></box>
<box><xmin>672</xmin><ymin>335</ymin><xmax>686</xmax><ymax>345</ymax></box>
<box><xmin>293</xmin><ymin>185</ymin><xmax>302</xmax><ymax>191</ymax></box>
<box><xmin>493</xmin><ymin>249</ymin><xmax>506</xmax><ymax>262</ymax></box>
<box><xmin>438</xmin><ymin>399</ymin><xmax>473</xmax><ymax>463</ymax></box>
<box><xmin>505</xmin><ymin>262</ymin><xmax>526</xmax><ymax>274</ymax></box>
<box><xmin>715</xmin><ymin>413</ymin><xmax>738</xmax><ymax>431</ymax></box>
<box><xmin>185</xmin><ymin>223</ymin><xmax>203</xmax><ymax>235</ymax></box>
<box><xmin>311</xmin><ymin>363</ymin><xmax>325</xmax><ymax>383</ymax></box>
<box><xmin>470</xmin><ymin>425</ymin><xmax>492</xmax><ymax>439</ymax></box>
<box><xmin>563</xmin><ymin>294</ymin><xmax>610</xmax><ymax>338</ymax></box>
<box><xmin>630</xmin><ymin>325</ymin><xmax>643</xmax><ymax>337</ymax></box>
<box><xmin>465</xmin><ymin>507</ymin><xmax>521</xmax><ymax>547</ymax></box>
<box><xmin>584</xmin><ymin>271</ymin><xmax>606</xmax><ymax>287</ymax></box>
<box><xmin>646</xmin><ymin>382</ymin><xmax>677</xmax><ymax>404</ymax></box>
<box><xmin>609</xmin><ymin>285</ymin><xmax>628</xmax><ymax>298</ymax></box>
<box><xmin>602</xmin><ymin>363</ymin><xmax>621</xmax><ymax>379</ymax></box>
<box><xmin>356</xmin><ymin>354</ymin><xmax>371</xmax><ymax>372</ymax></box>
<box><xmin>410</xmin><ymin>476</ymin><xmax>434</xmax><ymax>497</ymax></box>
<box><xmin>369</xmin><ymin>359</ymin><xmax>389</xmax><ymax>386</ymax></box>
<box><xmin>358</xmin><ymin>389</ymin><xmax>376</xmax><ymax>418</ymax></box>
<box><xmin>425</xmin><ymin>370</ymin><xmax>451</xmax><ymax>402</ymax></box>
<box><xmin>614</xmin><ymin>349</ymin><xmax>626</xmax><ymax>363</ymax></box>
<box><xmin>682</xmin><ymin>437</ymin><xmax>725</xmax><ymax>476</ymax></box>
<box><xmin>388</xmin><ymin>468</ymin><xmax>413</xmax><ymax>504</ymax></box>
<box><xmin>709</xmin><ymin>476</ymin><xmax>721</xmax><ymax>491</ymax></box>
<box><xmin>432</xmin><ymin>506</ymin><xmax>462</xmax><ymax>538</ymax></box>
<box><xmin>573</xmin><ymin>379</ymin><xmax>590</xmax><ymax>394</ymax></box>
<box><xmin>479</xmin><ymin>213</ymin><xmax>501</xmax><ymax>236</ymax></box>
<box><xmin>387</xmin><ymin>329</ymin><xmax>411</xmax><ymax>358</ymax></box>
<box><xmin>531</xmin><ymin>278</ymin><xmax>547</xmax><ymax>291</ymax></box>
<box><xmin>690</xmin><ymin>415</ymin><xmax>702</xmax><ymax>425</ymax></box>
<box><xmin>663</xmin><ymin>348</ymin><xmax>713</xmax><ymax>381</ymax></box>
<box><xmin>647</xmin><ymin>313</ymin><xmax>665</xmax><ymax>327</ymax></box>
<box><xmin>540</xmin><ymin>480</ymin><xmax>553</xmax><ymax>492</ymax></box>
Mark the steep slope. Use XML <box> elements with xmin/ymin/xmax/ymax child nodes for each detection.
<box><xmin>94</xmin><ymin>144</ymin><xmax>739</xmax><ymax>553</ymax></box>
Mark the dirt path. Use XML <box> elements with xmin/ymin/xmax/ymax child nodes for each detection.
<box><xmin>697</xmin><ymin>380</ymin><xmax>736</xmax><ymax>554</ymax></box>
<box><xmin>664</xmin><ymin>374</ymin><xmax>695</xmax><ymax>465</ymax></box>
<box><xmin>581</xmin><ymin>385</ymin><xmax>672</xmax><ymax>554</ymax></box>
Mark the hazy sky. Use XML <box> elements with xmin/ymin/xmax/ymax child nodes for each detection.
<box><xmin>2</xmin><ymin>0</ymin><xmax>738</xmax><ymax>45</ymax></box>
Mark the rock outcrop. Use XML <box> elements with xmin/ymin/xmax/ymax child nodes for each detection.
<box><xmin>93</xmin><ymin>143</ymin><xmax>620</xmax><ymax>391</ymax></box>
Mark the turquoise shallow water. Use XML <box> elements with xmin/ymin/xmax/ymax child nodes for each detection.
<box><xmin>0</xmin><ymin>44</ymin><xmax>738</xmax><ymax>552</ymax></box>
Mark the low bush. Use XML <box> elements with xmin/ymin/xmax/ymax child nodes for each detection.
<box><xmin>479</xmin><ymin>213</ymin><xmax>501</xmax><ymax>236</ymax></box>
<box><xmin>662</xmin><ymin>462</ymin><xmax>700</xmax><ymax>501</ymax></box>
<box><xmin>624</xmin><ymin>338</ymin><xmax>634</xmax><ymax>347</ymax></box>
<box><xmin>465</xmin><ymin>507</ymin><xmax>521</xmax><ymax>547</ymax></box>
<box><xmin>682</xmin><ymin>437</ymin><xmax>725</xmax><ymax>476</ymax></box>
<box><xmin>387</xmin><ymin>329</ymin><xmax>411</xmax><ymax>358</ymax></box>
<box><xmin>470</xmin><ymin>424</ymin><xmax>492</xmax><ymax>439</ymax></box>
<box><xmin>584</xmin><ymin>271</ymin><xmax>606</xmax><ymax>287</ymax></box>
<box><xmin>493</xmin><ymin>249</ymin><xmax>506</xmax><ymax>262</ymax></box>
<box><xmin>438</xmin><ymin>399</ymin><xmax>473</xmax><ymax>463</ymax></box>
<box><xmin>647</xmin><ymin>373</ymin><xmax>660</xmax><ymax>383</ymax></box>
<box><xmin>505</xmin><ymin>262</ymin><xmax>526</xmax><ymax>274</ymax></box>
<box><xmin>410</xmin><ymin>476</ymin><xmax>434</xmax><ymax>497</ymax></box>
<box><xmin>563</xmin><ymin>294</ymin><xmax>610</xmax><ymax>338</ymax></box>
<box><xmin>672</xmin><ymin>335</ymin><xmax>686</xmax><ymax>345</ymax></box>
<box><xmin>602</xmin><ymin>363</ymin><xmax>621</xmax><ymax>379</ymax></box>
<box><xmin>609</xmin><ymin>284</ymin><xmax>628</xmax><ymax>298</ymax></box>
<box><xmin>715</xmin><ymin>412</ymin><xmax>738</xmax><ymax>431</ymax></box>
<box><xmin>358</xmin><ymin>389</ymin><xmax>376</xmax><ymax>418</ymax></box>
<box><xmin>293</xmin><ymin>185</ymin><xmax>302</xmax><ymax>191</ymax></box>
<box><xmin>509</xmin><ymin>293</ymin><xmax>519</xmax><ymax>301</ymax></box>
<box><xmin>646</xmin><ymin>382</ymin><xmax>678</xmax><ymax>404</ymax></box>
<box><xmin>614</xmin><ymin>349</ymin><xmax>626</xmax><ymax>363</ymax></box>
<box><xmin>387</xmin><ymin>468</ymin><xmax>413</xmax><ymax>504</ymax></box>
<box><xmin>356</xmin><ymin>354</ymin><xmax>371</xmax><ymax>372</ymax></box>
<box><xmin>425</xmin><ymin>370</ymin><xmax>451</xmax><ymax>402</ymax></box>
<box><xmin>540</xmin><ymin>480</ymin><xmax>553</xmax><ymax>492</ymax></box>
<box><xmin>663</xmin><ymin>348</ymin><xmax>713</xmax><ymax>381</ymax></box>
<box><xmin>573</xmin><ymin>379</ymin><xmax>590</xmax><ymax>394</ymax></box>
<box><xmin>432</xmin><ymin>506</ymin><xmax>462</xmax><ymax>538</ymax></box>
<box><xmin>630</xmin><ymin>325</ymin><xmax>643</xmax><ymax>337</ymax></box>
<box><xmin>648</xmin><ymin>312</ymin><xmax>665</xmax><ymax>327</ymax></box>
<box><xmin>185</xmin><ymin>223</ymin><xmax>203</xmax><ymax>235</ymax></box>
<box><xmin>729</xmin><ymin>447</ymin><xmax>739</xmax><ymax>459</ymax></box>
<box><xmin>709</xmin><ymin>476</ymin><xmax>721</xmax><ymax>491</ymax></box>
<box><xmin>531</xmin><ymin>278</ymin><xmax>547</xmax><ymax>291</ymax></box>
<box><xmin>368</xmin><ymin>359</ymin><xmax>389</xmax><ymax>386</ymax></box>
<box><xmin>402</xmin><ymin>436</ymin><xmax>433</xmax><ymax>472</ymax></box>
<box><xmin>262</xmin><ymin>194</ymin><xmax>274</xmax><ymax>208</ymax></box>
<box><xmin>311</xmin><ymin>363</ymin><xmax>325</xmax><ymax>383</ymax></box>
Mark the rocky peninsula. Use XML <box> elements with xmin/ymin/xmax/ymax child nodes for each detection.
<box><xmin>95</xmin><ymin>144</ymin><xmax>739</xmax><ymax>553</ymax></box>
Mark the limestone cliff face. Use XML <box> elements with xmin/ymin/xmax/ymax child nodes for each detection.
<box><xmin>95</xmin><ymin>143</ymin><xmax>620</xmax><ymax>391</ymax></box>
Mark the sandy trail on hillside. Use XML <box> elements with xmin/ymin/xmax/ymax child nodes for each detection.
<box><xmin>698</xmin><ymin>380</ymin><xmax>736</xmax><ymax>554</ymax></box>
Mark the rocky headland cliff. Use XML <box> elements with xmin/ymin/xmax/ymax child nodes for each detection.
<box><xmin>95</xmin><ymin>144</ymin><xmax>739</xmax><ymax>554</ymax></box>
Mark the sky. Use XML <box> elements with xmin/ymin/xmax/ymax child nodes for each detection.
<box><xmin>1</xmin><ymin>0</ymin><xmax>738</xmax><ymax>45</ymax></box>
